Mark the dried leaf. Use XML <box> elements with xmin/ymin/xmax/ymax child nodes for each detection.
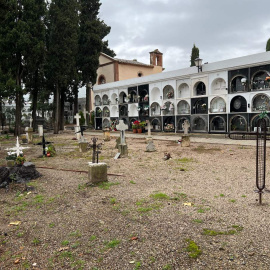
<box><xmin>14</xmin><ymin>259</ymin><xmax>20</xmax><ymax>264</ymax></box>
<box><xmin>58</xmin><ymin>247</ymin><xmax>69</xmax><ymax>252</ymax></box>
<box><xmin>183</xmin><ymin>202</ymin><xmax>193</xmax><ymax>206</ymax></box>
<box><xmin>130</xmin><ymin>236</ymin><xmax>138</xmax><ymax>241</ymax></box>
<box><xmin>9</xmin><ymin>221</ymin><xmax>21</xmax><ymax>226</ymax></box>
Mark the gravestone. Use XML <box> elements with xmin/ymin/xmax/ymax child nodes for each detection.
<box><xmin>116</xmin><ymin>120</ymin><xmax>128</xmax><ymax>157</ymax></box>
<box><xmin>88</xmin><ymin>137</ymin><xmax>107</xmax><ymax>184</ymax></box>
<box><xmin>74</xmin><ymin>113</ymin><xmax>81</xmax><ymax>140</ymax></box>
<box><xmin>38</xmin><ymin>125</ymin><xmax>43</xmax><ymax>137</ymax></box>
<box><xmin>146</xmin><ymin>141</ymin><xmax>156</xmax><ymax>152</ymax></box>
<box><xmin>103</xmin><ymin>127</ymin><xmax>111</xmax><ymax>141</ymax></box>
<box><xmin>77</xmin><ymin>126</ymin><xmax>88</xmax><ymax>152</ymax></box>
<box><xmin>115</xmin><ymin>137</ymin><xmax>121</xmax><ymax>149</ymax></box>
<box><xmin>145</xmin><ymin>120</ymin><xmax>153</xmax><ymax>144</ymax></box>
<box><xmin>181</xmin><ymin>120</ymin><xmax>190</xmax><ymax>147</ymax></box>
<box><xmin>83</xmin><ymin>108</ymin><xmax>89</xmax><ymax>126</ymax></box>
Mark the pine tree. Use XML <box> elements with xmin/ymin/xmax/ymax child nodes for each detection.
<box><xmin>47</xmin><ymin>0</ymin><xmax>79</xmax><ymax>133</ymax></box>
<box><xmin>190</xmin><ymin>44</ymin><xmax>200</xmax><ymax>67</ymax></box>
<box><xmin>266</xmin><ymin>39</ymin><xmax>270</xmax><ymax>51</ymax></box>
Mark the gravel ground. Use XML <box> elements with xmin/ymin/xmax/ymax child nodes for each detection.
<box><xmin>1</xmin><ymin>132</ymin><xmax>270</xmax><ymax>269</ymax></box>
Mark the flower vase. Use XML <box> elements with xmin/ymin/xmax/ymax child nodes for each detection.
<box><xmin>133</xmin><ymin>129</ymin><xmax>137</xmax><ymax>133</ymax></box>
<box><xmin>137</xmin><ymin>128</ymin><xmax>142</xmax><ymax>133</ymax></box>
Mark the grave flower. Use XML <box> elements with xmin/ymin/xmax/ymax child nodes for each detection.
<box><xmin>144</xmin><ymin>94</ymin><xmax>149</xmax><ymax>101</ymax></box>
<box><xmin>15</xmin><ymin>154</ymin><xmax>26</xmax><ymax>165</ymax></box>
<box><xmin>132</xmin><ymin>120</ymin><xmax>140</xmax><ymax>129</ymax></box>
<box><xmin>161</xmin><ymin>104</ymin><xmax>167</xmax><ymax>110</ymax></box>
<box><xmin>169</xmin><ymin>103</ymin><xmax>174</xmax><ymax>110</ymax></box>
<box><xmin>265</xmin><ymin>76</ymin><xmax>270</xmax><ymax>82</ymax></box>
<box><xmin>166</xmin><ymin>90</ymin><xmax>174</xmax><ymax>99</ymax></box>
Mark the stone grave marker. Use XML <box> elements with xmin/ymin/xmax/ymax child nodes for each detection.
<box><xmin>26</xmin><ymin>117</ymin><xmax>34</xmax><ymax>143</ymax></box>
<box><xmin>116</xmin><ymin>120</ymin><xmax>128</xmax><ymax>157</ymax></box>
<box><xmin>181</xmin><ymin>120</ymin><xmax>190</xmax><ymax>147</ymax></box>
<box><xmin>146</xmin><ymin>141</ymin><xmax>156</xmax><ymax>152</ymax></box>
<box><xmin>38</xmin><ymin>125</ymin><xmax>43</xmax><ymax>137</ymax></box>
<box><xmin>76</xmin><ymin>126</ymin><xmax>88</xmax><ymax>152</ymax></box>
<box><xmin>145</xmin><ymin>120</ymin><xmax>153</xmax><ymax>144</ymax></box>
<box><xmin>74</xmin><ymin>113</ymin><xmax>81</xmax><ymax>140</ymax></box>
<box><xmin>83</xmin><ymin>108</ymin><xmax>89</xmax><ymax>126</ymax></box>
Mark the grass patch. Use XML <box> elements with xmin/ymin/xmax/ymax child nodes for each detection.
<box><xmin>137</xmin><ymin>207</ymin><xmax>153</xmax><ymax>213</ymax></box>
<box><xmin>202</xmin><ymin>225</ymin><xmax>243</xmax><ymax>236</ymax></box>
<box><xmin>89</xmin><ymin>235</ymin><xmax>97</xmax><ymax>241</ymax></box>
<box><xmin>104</xmin><ymin>239</ymin><xmax>121</xmax><ymax>249</ymax></box>
<box><xmin>150</xmin><ymin>192</ymin><xmax>170</xmax><ymax>200</ymax></box>
<box><xmin>193</xmin><ymin>219</ymin><xmax>203</xmax><ymax>223</ymax></box>
<box><xmin>96</xmin><ymin>182</ymin><xmax>120</xmax><ymax>190</ymax></box>
<box><xmin>177</xmin><ymin>157</ymin><xmax>193</xmax><ymax>163</ymax></box>
<box><xmin>61</xmin><ymin>240</ymin><xmax>70</xmax><ymax>246</ymax></box>
<box><xmin>220</xmin><ymin>194</ymin><xmax>225</xmax><ymax>197</ymax></box>
<box><xmin>32</xmin><ymin>238</ymin><xmax>41</xmax><ymax>246</ymax></box>
<box><xmin>109</xmin><ymin>197</ymin><xmax>117</xmax><ymax>204</ymax></box>
<box><xmin>69</xmin><ymin>230</ymin><xmax>82</xmax><ymax>238</ymax></box>
<box><xmin>193</xmin><ymin>145</ymin><xmax>221</xmax><ymax>154</ymax></box>
<box><xmin>130</xmin><ymin>180</ymin><xmax>136</xmax><ymax>184</ymax></box>
<box><xmin>229</xmin><ymin>199</ymin><xmax>236</xmax><ymax>203</ymax></box>
<box><xmin>186</xmin><ymin>239</ymin><xmax>202</xmax><ymax>258</ymax></box>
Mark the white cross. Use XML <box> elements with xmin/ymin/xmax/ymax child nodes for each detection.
<box><xmin>116</xmin><ymin>120</ymin><xmax>128</xmax><ymax>144</ymax></box>
<box><xmin>7</xmin><ymin>136</ymin><xmax>29</xmax><ymax>157</ymax></box>
<box><xmin>74</xmin><ymin>113</ymin><xmax>81</xmax><ymax>126</ymax></box>
<box><xmin>29</xmin><ymin>117</ymin><xmax>33</xmax><ymax>128</ymax></box>
<box><xmin>182</xmin><ymin>120</ymin><xmax>190</xmax><ymax>135</ymax></box>
<box><xmin>146</xmin><ymin>120</ymin><xmax>153</xmax><ymax>137</ymax></box>
<box><xmin>83</xmin><ymin>108</ymin><xmax>89</xmax><ymax>125</ymax></box>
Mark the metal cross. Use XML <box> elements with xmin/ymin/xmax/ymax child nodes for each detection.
<box><xmin>36</xmin><ymin>135</ymin><xmax>53</xmax><ymax>156</ymax></box>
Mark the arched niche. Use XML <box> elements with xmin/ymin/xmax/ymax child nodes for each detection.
<box><xmin>177</xmin><ymin>117</ymin><xmax>189</xmax><ymax>132</ymax></box>
<box><xmin>150</xmin><ymin>102</ymin><xmax>161</xmax><ymax>116</ymax></box>
<box><xmin>151</xmin><ymin>87</ymin><xmax>161</xmax><ymax>101</ymax></box>
<box><xmin>163</xmin><ymin>116</ymin><xmax>175</xmax><ymax>132</ymax></box>
<box><xmin>102</xmin><ymin>118</ymin><xmax>110</xmax><ymax>128</ymax></box>
<box><xmin>210</xmin><ymin>116</ymin><xmax>226</xmax><ymax>132</ymax></box>
<box><xmin>138</xmin><ymin>87</ymin><xmax>148</xmax><ymax>102</ymax></box>
<box><xmin>193</xmin><ymin>117</ymin><xmax>207</xmax><ymax>132</ymax></box>
<box><xmin>230</xmin><ymin>95</ymin><xmax>247</xmax><ymax>112</ymax></box>
<box><xmin>229</xmin><ymin>115</ymin><xmax>247</xmax><ymax>132</ymax></box>
<box><xmin>95</xmin><ymin>95</ymin><xmax>101</xmax><ymax>106</ymax></box>
<box><xmin>119</xmin><ymin>91</ymin><xmax>127</xmax><ymax>104</ymax></box>
<box><xmin>163</xmin><ymin>85</ymin><xmax>174</xmax><ymax>99</ymax></box>
<box><xmin>151</xmin><ymin>118</ymin><xmax>161</xmax><ymax>131</ymax></box>
<box><xmin>102</xmin><ymin>94</ymin><xmax>109</xmax><ymax>105</ymax></box>
<box><xmin>98</xmin><ymin>75</ymin><xmax>106</xmax><ymax>85</ymax></box>
<box><xmin>193</xmin><ymin>99</ymin><xmax>207</xmax><ymax>114</ymax></box>
<box><xmin>252</xmin><ymin>94</ymin><xmax>270</xmax><ymax>112</ymax></box>
<box><xmin>210</xmin><ymin>97</ymin><xmax>226</xmax><ymax>113</ymax></box>
<box><xmin>119</xmin><ymin>105</ymin><xmax>128</xmax><ymax>117</ymax></box>
<box><xmin>250</xmin><ymin>114</ymin><xmax>270</xmax><ymax>131</ymax></box>
<box><xmin>178</xmin><ymin>83</ymin><xmax>189</xmax><ymax>98</ymax></box>
<box><xmin>95</xmin><ymin>107</ymin><xmax>102</xmax><ymax>118</ymax></box>
<box><xmin>211</xmin><ymin>78</ymin><xmax>226</xmax><ymax>94</ymax></box>
<box><xmin>111</xmin><ymin>93</ymin><xmax>118</xmax><ymax>105</ymax></box>
<box><xmin>177</xmin><ymin>100</ymin><xmax>190</xmax><ymax>114</ymax></box>
<box><xmin>129</xmin><ymin>104</ymin><xmax>138</xmax><ymax>116</ymax></box>
<box><xmin>230</xmin><ymin>75</ymin><xmax>247</xmax><ymax>93</ymax></box>
<box><xmin>194</xmin><ymin>81</ymin><xmax>206</xmax><ymax>96</ymax></box>
<box><xmin>162</xmin><ymin>101</ymin><xmax>174</xmax><ymax>116</ymax></box>
<box><xmin>103</xmin><ymin>106</ymin><xmax>110</xmax><ymax>117</ymax></box>
<box><xmin>129</xmin><ymin>90</ymin><xmax>138</xmax><ymax>103</ymax></box>
<box><xmin>251</xmin><ymin>70</ymin><xmax>270</xmax><ymax>90</ymax></box>
<box><xmin>111</xmin><ymin>106</ymin><xmax>118</xmax><ymax>117</ymax></box>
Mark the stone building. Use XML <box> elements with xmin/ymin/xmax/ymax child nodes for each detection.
<box><xmin>93</xmin><ymin>51</ymin><xmax>270</xmax><ymax>133</ymax></box>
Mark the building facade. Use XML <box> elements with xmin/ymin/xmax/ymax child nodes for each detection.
<box><xmin>93</xmin><ymin>52</ymin><xmax>270</xmax><ymax>133</ymax></box>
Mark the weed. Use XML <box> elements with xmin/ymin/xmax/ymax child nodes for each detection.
<box><xmin>177</xmin><ymin>157</ymin><xmax>193</xmax><ymax>163</ymax></box>
<box><xmin>135</xmin><ymin>199</ymin><xmax>147</xmax><ymax>206</ymax></box>
<box><xmin>61</xmin><ymin>240</ymin><xmax>69</xmax><ymax>246</ymax></box>
<box><xmin>89</xmin><ymin>235</ymin><xmax>97</xmax><ymax>241</ymax></box>
<box><xmin>69</xmin><ymin>230</ymin><xmax>82</xmax><ymax>238</ymax></box>
<box><xmin>202</xmin><ymin>225</ymin><xmax>243</xmax><ymax>236</ymax></box>
<box><xmin>186</xmin><ymin>239</ymin><xmax>202</xmax><ymax>258</ymax></box>
<box><xmin>104</xmin><ymin>239</ymin><xmax>121</xmax><ymax>249</ymax></box>
<box><xmin>197</xmin><ymin>208</ymin><xmax>205</xmax><ymax>213</ymax></box>
<box><xmin>110</xmin><ymin>197</ymin><xmax>117</xmax><ymax>204</ymax></box>
<box><xmin>149</xmin><ymin>256</ymin><xmax>156</xmax><ymax>263</ymax></box>
<box><xmin>193</xmin><ymin>219</ymin><xmax>203</xmax><ymax>223</ymax></box>
<box><xmin>230</xmin><ymin>199</ymin><xmax>236</xmax><ymax>203</ymax></box>
<box><xmin>241</xmin><ymin>195</ymin><xmax>246</xmax><ymax>198</ymax></box>
<box><xmin>137</xmin><ymin>207</ymin><xmax>152</xmax><ymax>213</ymax></box>
<box><xmin>71</xmin><ymin>242</ymin><xmax>80</xmax><ymax>249</ymax></box>
<box><xmin>134</xmin><ymin>261</ymin><xmax>141</xmax><ymax>270</ymax></box>
<box><xmin>17</xmin><ymin>232</ymin><xmax>24</xmax><ymax>237</ymax></box>
<box><xmin>220</xmin><ymin>194</ymin><xmax>225</xmax><ymax>197</ymax></box>
<box><xmin>49</xmin><ymin>223</ymin><xmax>55</xmax><ymax>228</ymax></box>
<box><xmin>34</xmin><ymin>194</ymin><xmax>44</xmax><ymax>204</ymax></box>
<box><xmin>130</xmin><ymin>180</ymin><xmax>136</xmax><ymax>184</ymax></box>
<box><xmin>150</xmin><ymin>192</ymin><xmax>170</xmax><ymax>200</ymax></box>
<box><xmin>71</xmin><ymin>259</ymin><xmax>85</xmax><ymax>269</ymax></box>
<box><xmin>96</xmin><ymin>182</ymin><xmax>120</xmax><ymax>190</ymax></box>
<box><xmin>163</xmin><ymin>264</ymin><xmax>172</xmax><ymax>270</ymax></box>
<box><xmin>32</xmin><ymin>238</ymin><xmax>41</xmax><ymax>246</ymax></box>
<box><xmin>59</xmin><ymin>251</ymin><xmax>74</xmax><ymax>260</ymax></box>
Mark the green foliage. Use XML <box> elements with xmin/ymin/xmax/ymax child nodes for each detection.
<box><xmin>150</xmin><ymin>193</ymin><xmax>170</xmax><ymax>200</ymax></box>
<box><xmin>267</xmin><ymin>38</ymin><xmax>270</xmax><ymax>51</ymax></box>
<box><xmin>104</xmin><ymin>239</ymin><xmax>121</xmax><ymax>249</ymax></box>
<box><xmin>47</xmin><ymin>144</ymin><xmax>56</xmax><ymax>157</ymax></box>
<box><xmin>79</xmin><ymin>111</ymin><xmax>85</xmax><ymax>126</ymax></box>
<box><xmin>190</xmin><ymin>44</ymin><xmax>199</xmax><ymax>67</ymax></box>
<box><xmin>186</xmin><ymin>239</ymin><xmax>202</xmax><ymax>258</ymax></box>
<box><xmin>15</xmin><ymin>154</ymin><xmax>26</xmax><ymax>165</ymax></box>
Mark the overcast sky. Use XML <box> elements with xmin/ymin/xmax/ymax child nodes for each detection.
<box><xmin>98</xmin><ymin>0</ymin><xmax>270</xmax><ymax>71</ymax></box>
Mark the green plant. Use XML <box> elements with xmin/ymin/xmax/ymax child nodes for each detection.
<box><xmin>32</xmin><ymin>238</ymin><xmax>41</xmax><ymax>246</ymax></box>
<box><xmin>69</xmin><ymin>230</ymin><xmax>82</xmax><ymax>238</ymax></box>
<box><xmin>139</xmin><ymin>121</ymin><xmax>146</xmax><ymax>128</ymax></box>
<box><xmin>150</xmin><ymin>192</ymin><xmax>170</xmax><ymax>200</ymax></box>
<box><xmin>79</xmin><ymin>111</ymin><xmax>85</xmax><ymax>126</ymax></box>
<box><xmin>130</xmin><ymin>180</ymin><xmax>136</xmax><ymax>184</ymax></box>
<box><xmin>134</xmin><ymin>261</ymin><xmax>141</xmax><ymax>270</ymax></box>
<box><xmin>186</xmin><ymin>239</ymin><xmax>202</xmax><ymax>258</ymax></box>
<box><xmin>61</xmin><ymin>240</ymin><xmax>70</xmax><ymax>246</ymax></box>
<box><xmin>46</xmin><ymin>144</ymin><xmax>56</xmax><ymax>157</ymax></box>
<box><xmin>15</xmin><ymin>154</ymin><xmax>26</xmax><ymax>165</ymax></box>
<box><xmin>104</xmin><ymin>239</ymin><xmax>121</xmax><ymax>249</ymax></box>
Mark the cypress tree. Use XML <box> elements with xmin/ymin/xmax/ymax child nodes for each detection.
<box><xmin>266</xmin><ymin>38</ymin><xmax>270</xmax><ymax>51</ymax></box>
<box><xmin>190</xmin><ymin>44</ymin><xmax>200</xmax><ymax>67</ymax></box>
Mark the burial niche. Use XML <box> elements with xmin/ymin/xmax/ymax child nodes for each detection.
<box><xmin>103</xmin><ymin>106</ymin><xmax>110</xmax><ymax>117</ymax></box>
<box><xmin>177</xmin><ymin>117</ymin><xmax>188</xmax><ymax>132</ymax></box>
<box><xmin>230</xmin><ymin>75</ymin><xmax>247</xmax><ymax>93</ymax></box>
<box><xmin>252</xmin><ymin>94</ymin><xmax>270</xmax><ymax>112</ymax></box>
<box><xmin>95</xmin><ymin>95</ymin><xmax>101</xmax><ymax>106</ymax></box>
<box><xmin>119</xmin><ymin>92</ymin><xmax>127</xmax><ymax>104</ymax></box>
<box><xmin>194</xmin><ymin>82</ymin><xmax>206</xmax><ymax>96</ymax></box>
<box><xmin>151</xmin><ymin>118</ymin><xmax>161</xmax><ymax>131</ymax></box>
<box><xmin>102</xmin><ymin>94</ymin><xmax>109</xmax><ymax>105</ymax></box>
<box><xmin>193</xmin><ymin>99</ymin><xmax>207</xmax><ymax>114</ymax></box>
<box><xmin>230</xmin><ymin>96</ymin><xmax>247</xmax><ymax>112</ymax></box>
<box><xmin>102</xmin><ymin>118</ymin><xmax>110</xmax><ymax>128</ymax></box>
<box><xmin>151</xmin><ymin>87</ymin><xmax>161</xmax><ymax>101</ymax></box>
<box><xmin>230</xmin><ymin>115</ymin><xmax>247</xmax><ymax>132</ymax></box>
<box><xmin>193</xmin><ymin>117</ymin><xmax>206</xmax><ymax>132</ymax></box>
<box><xmin>178</xmin><ymin>83</ymin><xmax>189</xmax><ymax>98</ymax></box>
<box><xmin>163</xmin><ymin>85</ymin><xmax>174</xmax><ymax>99</ymax></box>
<box><xmin>177</xmin><ymin>100</ymin><xmax>190</xmax><ymax>114</ymax></box>
<box><xmin>210</xmin><ymin>97</ymin><xmax>226</xmax><ymax>113</ymax></box>
<box><xmin>150</xmin><ymin>102</ymin><xmax>161</xmax><ymax>116</ymax></box>
<box><xmin>95</xmin><ymin>107</ymin><xmax>102</xmax><ymax>118</ymax></box>
<box><xmin>211</xmin><ymin>78</ymin><xmax>226</xmax><ymax>94</ymax></box>
<box><xmin>251</xmin><ymin>114</ymin><xmax>270</xmax><ymax>132</ymax></box>
<box><xmin>251</xmin><ymin>70</ymin><xmax>269</xmax><ymax>90</ymax></box>
<box><xmin>111</xmin><ymin>93</ymin><xmax>118</xmax><ymax>105</ymax></box>
<box><xmin>119</xmin><ymin>105</ymin><xmax>128</xmax><ymax>117</ymax></box>
<box><xmin>210</xmin><ymin>116</ymin><xmax>226</xmax><ymax>132</ymax></box>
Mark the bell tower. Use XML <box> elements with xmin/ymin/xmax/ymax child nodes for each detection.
<box><xmin>150</xmin><ymin>49</ymin><xmax>163</xmax><ymax>67</ymax></box>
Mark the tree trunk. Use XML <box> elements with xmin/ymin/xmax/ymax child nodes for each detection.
<box><xmin>86</xmin><ymin>83</ymin><xmax>91</xmax><ymax>125</ymax></box>
<box><xmin>60</xmin><ymin>90</ymin><xmax>65</xmax><ymax>130</ymax></box>
<box><xmin>54</xmin><ymin>83</ymin><xmax>60</xmax><ymax>134</ymax></box>
<box><xmin>32</xmin><ymin>89</ymin><xmax>38</xmax><ymax>132</ymax></box>
<box><xmin>73</xmin><ymin>84</ymin><xmax>78</xmax><ymax>116</ymax></box>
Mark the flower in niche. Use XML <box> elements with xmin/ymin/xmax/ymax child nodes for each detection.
<box><xmin>166</xmin><ymin>91</ymin><xmax>174</xmax><ymax>99</ymax></box>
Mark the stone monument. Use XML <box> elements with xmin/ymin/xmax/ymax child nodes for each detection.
<box><xmin>38</xmin><ymin>125</ymin><xmax>43</xmax><ymax>137</ymax></box>
<box><xmin>74</xmin><ymin>113</ymin><xmax>81</xmax><ymax>140</ymax></box>
<box><xmin>103</xmin><ymin>127</ymin><xmax>111</xmax><ymax>141</ymax></box>
<box><xmin>116</xmin><ymin>120</ymin><xmax>128</xmax><ymax>157</ymax></box>
<box><xmin>26</xmin><ymin>117</ymin><xmax>33</xmax><ymax>143</ymax></box>
<box><xmin>181</xmin><ymin>120</ymin><xmax>190</xmax><ymax>147</ymax></box>
<box><xmin>145</xmin><ymin>120</ymin><xmax>153</xmax><ymax>144</ymax></box>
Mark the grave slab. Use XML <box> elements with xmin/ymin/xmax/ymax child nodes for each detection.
<box><xmin>88</xmin><ymin>162</ymin><xmax>107</xmax><ymax>184</ymax></box>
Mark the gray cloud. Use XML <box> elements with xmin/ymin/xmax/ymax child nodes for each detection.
<box><xmin>99</xmin><ymin>0</ymin><xmax>270</xmax><ymax>71</ymax></box>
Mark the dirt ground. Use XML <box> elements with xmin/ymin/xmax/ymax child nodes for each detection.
<box><xmin>1</xmin><ymin>132</ymin><xmax>270</xmax><ymax>270</ymax></box>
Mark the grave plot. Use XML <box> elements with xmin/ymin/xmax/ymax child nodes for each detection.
<box><xmin>1</xmin><ymin>133</ymin><xmax>270</xmax><ymax>269</ymax></box>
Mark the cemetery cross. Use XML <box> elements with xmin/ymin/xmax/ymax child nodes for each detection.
<box><xmin>116</xmin><ymin>120</ymin><xmax>128</xmax><ymax>145</ymax></box>
<box><xmin>229</xmin><ymin>117</ymin><xmax>270</xmax><ymax>204</ymax></box>
<box><xmin>36</xmin><ymin>135</ymin><xmax>53</xmax><ymax>156</ymax></box>
<box><xmin>74</xmin><ymin>113</ymin><xmax>81</xmax><ymax>126</ymax></box>
<box><xmin>146</xmin><ymin>120</ymin><xmax>153</xmax><ymax>137</ymax></box>
<box><xmin>182</xmin><ymin>120</ymin><xmax>190</xmax><ymax>135</ymax></box>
